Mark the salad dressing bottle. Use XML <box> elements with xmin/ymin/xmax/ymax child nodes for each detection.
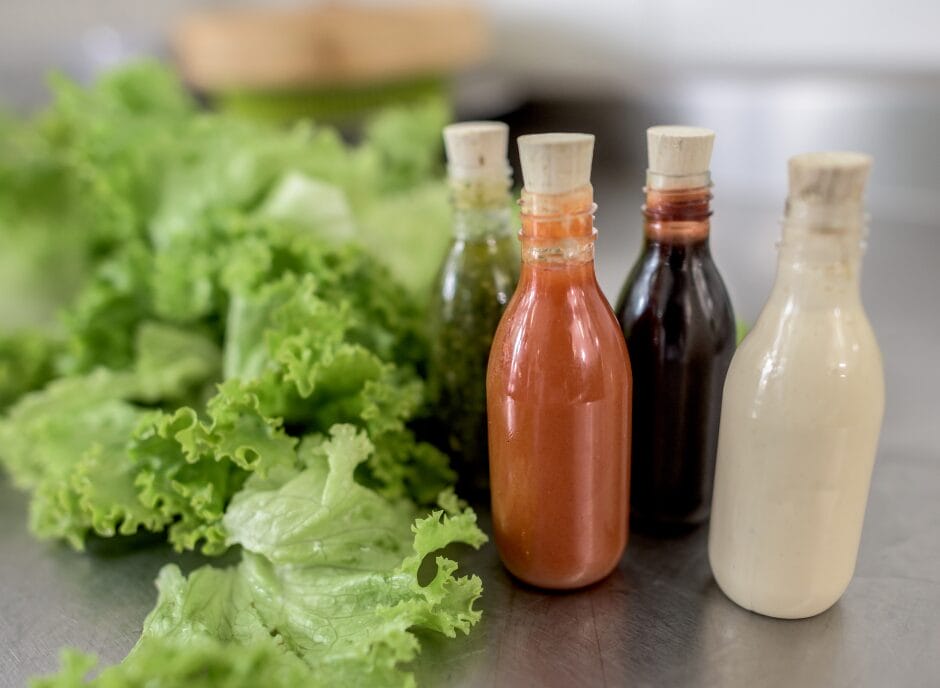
<box><xmin>708</xmin><ymin>152</ymin><xmax>884</xmax><ymax>619</ymax></box>
<box><xmin>616</xmin><ymin>126</ymin><xmax>735</xmax><ymax>532</ymax></box>
<box><xmin>428</xmin><ymin>122</ymin><xmax>519</xmax><ymax>497</ymax></box>
<box><xmin>487</xmin><ymin>133</ymin><xmax>632</xmax><ymax>590</ymax></box>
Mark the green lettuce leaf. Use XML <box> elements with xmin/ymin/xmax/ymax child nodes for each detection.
<box><xmin>217</xmin><ymin>270</ymin><xmax>452</xmax><ymax>504</ymax></box>
<box><xmin>256</xmin><ymin>171</ymin><xmax>357</xmax><ymax>243</ymax></box>
<box><xmin>0</xmin><ymin>370</ymin><xmax>164</xmax><ymax>548</ymax></box>
<box><xmin>142</xmin><ymin>425</ymin><xmax>484</xmax><ymax>687</ymax></box>
<box><xmin>34</xmin><ymin>425</ymin><xmax>486</xmax><ymax>688</ymax></box>
<box><xmin>132</xmin><ymin>321</ymin><xmax>221</xmax><ymax>404</ymax></box>
<box><xmin>357</xmin><ymin>182</ymin><xmax>453</xmax><ymax>297</ymax></box>
<box><xmin>31</xmin><ymin>639</ymin><xmax>315</xmax><ymax>688</ymax></box>
<box><xmin>1</xmin><ymin>63</ymin><xmax>482</xmax><ymax>687</ymax></box>
<box><xmin>58</xmin><ymin>243</ymin><xmax>155</xmax><ymax>375</ymax></box>
<box><xmin>0</xmin><ymin>330</ymin><xmax>60</xmax><ymax>409</ymax></box>
<box><xmin>128</xmin><ymin>374</ymin><xmax>303</xmax><ymax>556</ymax></box>
<box><xmin>41</xmin><ymin>62</ymin><xmax>192</xmax><ymax>254</ymax></box>
<box><xmin>0</xmin><ymin>63</ymin><xmax>191</xmax><ymax>332</ymax></box>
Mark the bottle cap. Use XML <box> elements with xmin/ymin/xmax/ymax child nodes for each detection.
<box><xmin>646</xmin><ymin>125</ymin><xmax>714</xmax><ymax>189</ymax></box>
<box><xmin>443</xmin><ymin>121</ymin><xmax>510</xmax><ymax>182</ymax></box>
<box><xmin>518</xmin><ymin>133</ymin><xmax>595</xmax><ymax>194</ymax></box>
<box><xmin>788</xmin><ymin>151</ymin><xmax>872</xmax><ymax>205</ymax></box>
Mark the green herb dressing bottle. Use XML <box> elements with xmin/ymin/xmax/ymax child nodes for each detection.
<box><xmin>428</xmin><ymin>122</ymin><xmax>519</xmax><ymax>497</ymax></box>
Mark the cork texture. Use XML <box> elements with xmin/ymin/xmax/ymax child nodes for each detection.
<box><xmin>443</xmin><ymin>121</ymin><xmax>510</xmax><ymax>181</ymax></box>
<box><xmin>647</xmin><ymin>125</ymin><xmax>715</xmax><ymax>177</ymax></box>
<box><xmin>518</xmin><ymin>133</ymin><xmax>595</xmax><ymax>194</ymax></box>
<box><xmin>788</xmin><ymin>151</ymin><xmax>872</xmax><ymax>205</ymax></box>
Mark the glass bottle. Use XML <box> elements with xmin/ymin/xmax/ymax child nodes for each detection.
<box><xmin>616</xmin><ymin>126</ymin><xmax>735</xmax><ymax>532</ymax></box>
<box><xmin>428</xmin><ymin>122</ymin><xmax>519</xmax><ymax>498</ymax></box>
<box><xmin>709</xmin><ymin>152</ymin><xmax>884</xmax><ymax>619</ymax></box>
<box><xmin>487</xmin><ymin>133</ymin><xmax>631</xmax><ymax>589</ymax></box>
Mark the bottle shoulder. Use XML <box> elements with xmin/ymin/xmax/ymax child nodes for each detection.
<box><xmin>747</xmin><ymin>296</ymin><xmax>880</xmax><ymax>351</ymax></box>
<box><xmin>491</xmin><ymin>278</ymin><xmax>630</xmax><ymax>373</ymax></box>
<box><xmin>436</xmin><ymin>235</ymin><xmax>519</xmax><ymax>275</ymax></box>
<box><xmin>430</xmin><ymin>240</ymin><xmax>519</xmax><ymax>323</ymax></box>
<box><xmin>727</xmin><ymin>304</ymin><xmax>884</xmax><ymax>405</ymax></box>
<box><xmin>617</xmin><ymin>249</ymin><xmax>735</xmax><ymax>343</ymax></box>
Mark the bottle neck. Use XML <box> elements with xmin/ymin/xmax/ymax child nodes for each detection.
<box><xmin>519</xmin><ymin>185</ymin><xmax>597</xmax><ymax>272</ymax></box>
<box><xmin>772</xmin><ymin>199</ymin><xmax>868</xmax><ymax>306</ymax></box>
<box><xmin>643</xmin><ymin>185</ymin><xmax>712</xmax><ymax>244</ymax></box>
<box><xmin>454</xmin><ymin>207</ymin><xmax>513</xmax><ymax>240</ymax></box>
<box><xmin>450</xmin><ymin>177</ymin><xmax>513</xmax><ymax>240</ymax></box>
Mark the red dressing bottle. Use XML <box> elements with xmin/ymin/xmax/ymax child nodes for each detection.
<box><xmin>487</xmin><ymin>133</ymin><xmax>632</xmax><ymax>589</ymax></box>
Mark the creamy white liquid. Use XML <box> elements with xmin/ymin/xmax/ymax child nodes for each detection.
<box><xmin>709</xmin><ymin>241</ymin><xmax>884</xmax><ymax>619</ymax></box>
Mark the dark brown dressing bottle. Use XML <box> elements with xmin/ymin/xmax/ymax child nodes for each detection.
<box><xmin>616</xmin><ymin>126</ymin><xmax>735</xmax><ymax>533</ymax></box>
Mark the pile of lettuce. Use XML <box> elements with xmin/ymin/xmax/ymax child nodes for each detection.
<box><xmin>0</xmin><ymin>63</ymin><xmax>485</xmax><ymax>687</ymax></box>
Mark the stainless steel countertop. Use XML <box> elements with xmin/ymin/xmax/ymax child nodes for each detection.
<box><xmin>2</xmin><ymin>184</ymin><xmax>939</xmax><ymax>687</ymax></box>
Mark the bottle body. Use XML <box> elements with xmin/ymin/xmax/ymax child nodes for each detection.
<box><xmin>428</xmin><ymin>208</ymin><xmax>518</xmax><ymax>497</ymax></box>
<box><xmin>709</xmin><ymin>225</ymin><xmax>884</xmax><ymax>618</ymax></box>
<box><xmin>487</xmin><ymin>187</ymin><xmax>631</xmax><ymax>590</ymax></box>
<box><xmin>616</xmin><ymin>187</ymin><xmax>735</xmax><ymax>531</ymax></box>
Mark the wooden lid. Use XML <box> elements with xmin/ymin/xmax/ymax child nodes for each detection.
<box><xmin>518</xmin><ymin>133</ymin><xmax>595</xmax><ymax>195</ymax></box>
<box><xmin>788</xmin><ymin>152</ymin><xmax>872</xmax><ymax>205</ymax></box>
<box><xmin>174</xmin><ymin>5</ymin><xmax>488</xmax><ymax>91</ymax></box>
<box><xmin>443</xmin><ymin>121</ymin><xmax>509</xmax><ymax>181</ymax></box>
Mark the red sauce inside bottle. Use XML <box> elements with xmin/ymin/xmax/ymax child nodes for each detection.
<box><xmin>487</xmin><ymin>187</ymin><xmax>632</xmax><ymax>589</ymax></box>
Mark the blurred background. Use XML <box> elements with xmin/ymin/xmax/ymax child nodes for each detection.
<box><xmin>1</xmin><ymin>0</ymin><xmax>938</xmax><ymax>448</ymax></box>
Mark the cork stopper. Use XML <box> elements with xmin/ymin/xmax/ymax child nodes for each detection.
<box><xmin>518</xmin><ymin>133</ymin><xmax>594</xmax><ymax>194</ymax></box>
<box><xmin>646</xmin><ymin>125</ymin><xmax>714</xmax><ymax>189</ymax></box>
<box><xmin>443</xmin><ymin>121</ymin><xmax>510</xmax><ymax>182</ymax></box>
<box><xmin>788</xmin><ymin>152</ymin><xmax>872</xmax><ymax>206</ymax></box>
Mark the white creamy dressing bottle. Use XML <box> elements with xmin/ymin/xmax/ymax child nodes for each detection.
<box><xmin>708</xmin><ymin>152</ymin><xmax>884</xmax><ymax>619</ymax></box>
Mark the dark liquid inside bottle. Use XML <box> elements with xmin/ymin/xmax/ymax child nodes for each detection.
<box><xmin>615</xmin><ymin>187</ymin><xmax>735</xmax><ymax>533</ymax></box>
